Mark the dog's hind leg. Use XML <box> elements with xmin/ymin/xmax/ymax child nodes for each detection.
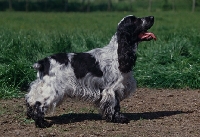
<box><xmin>25</xmin><ymin>78</ymin><xmax>64</xmax><ymax>128</ymax></box>
<box><xmin>26</xmin><ymin>101</ymin><xmax>51</xmax><ymax>128</ymax></box>
<box><xmin>99</xmin><ymin>89</ymin><xmax>129</xmax><ymax>124</ymax></box>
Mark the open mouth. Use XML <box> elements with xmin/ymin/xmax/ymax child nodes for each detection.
<box><xmin>138</xmin><ymin>31</ymin><xmax>156</xmax><ymax>41</ymax></box>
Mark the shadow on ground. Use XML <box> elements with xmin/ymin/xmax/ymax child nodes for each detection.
<box><xmin>45</xmin><ymin>110</ymin><xmax>193</xmax><ymax>125</ymax></box>
<box><xmin>125</xmin><ymin>110</ymin><xmax>193</xmax><ymax>120</ymax></box>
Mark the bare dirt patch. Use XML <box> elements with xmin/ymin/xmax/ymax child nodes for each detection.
<box><xmin>0</xmin><ymin>88</ymin><xmax>200</xmax><ymax>137</ymax></box>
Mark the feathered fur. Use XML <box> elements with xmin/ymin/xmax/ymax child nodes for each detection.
<box><xmin>25</xmin><ymin>15</ymin><xmax>155</xmax><ymax>128</ymax></box>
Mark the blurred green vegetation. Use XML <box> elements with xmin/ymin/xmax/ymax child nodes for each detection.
<box><xmin>0</xmin><ymin>0</ymin><xmax>200</xmax><ymax>12</ymax></box>
<box><xmin>0</xmin><ymin>11</ymin><xmax>200</xmax><ymax>98</ymax></box>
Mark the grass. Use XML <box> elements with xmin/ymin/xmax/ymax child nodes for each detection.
<box><xmin>0</xmin><ymin>11</ymin><xmax>200</xmax><ymax>98</ymax></box>
<box><xmin>136</xmin><ymin>32</ymin><xmax>200</xmax><ymax>88</ymax></box>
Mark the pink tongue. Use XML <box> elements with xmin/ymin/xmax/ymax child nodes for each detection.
<box><xmin>139</xmin><ymin>32</ymin><xmax>156</xmax><ymax>40</ymax></box>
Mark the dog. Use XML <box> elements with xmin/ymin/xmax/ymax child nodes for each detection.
<box><xmin>25</xmin><ymin>15</ymin><xmax>156</xmax><ymax>128</ymax></box>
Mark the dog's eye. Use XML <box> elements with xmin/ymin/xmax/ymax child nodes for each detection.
<box><xmin>139</xmin><ymin>18</ymin><xmax>143</xmax><ymax>22</ymax></box>
<box><xmin>136</xmin><ymin>19</ymin><xmax>143</xmax><ymax>25</ymax></box>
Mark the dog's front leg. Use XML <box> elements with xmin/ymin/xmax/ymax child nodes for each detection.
<box><xmin>112</xmin><ymin>97</ymin><xmax>129</xmax><ymax>123</ymax></box>
<box><xmin>100</xmin><ymin>89</ymin><xmax>129</xmax><ymax>124</ymax></box>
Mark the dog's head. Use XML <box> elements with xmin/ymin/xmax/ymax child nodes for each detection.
<box><xmin>116</xmin><ymin>15</ymin><xmax>156</xmax><ymax>73</ymax></box>
<box><xmin>117</xmin><ymin>15</ymin><xmax>156</xmax><ymax>43</ymax></box>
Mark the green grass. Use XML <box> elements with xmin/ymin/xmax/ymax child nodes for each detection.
<box><xmin>0</xmin><ymin>11</ymin><xmax>200</xmax><ymax>98</ymax></box>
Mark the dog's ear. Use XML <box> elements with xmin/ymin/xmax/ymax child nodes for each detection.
<box><xmin>117</xmin><ymin>15</ymin><xmax>139</xmax><ymax>44</ymax></box>
<box><xmin>117</xmin><ymin>15</ymin><xmax>138</xmax><ymax>38</ymax></box>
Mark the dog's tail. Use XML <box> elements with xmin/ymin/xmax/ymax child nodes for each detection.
<box><xmin>33</xmin><ymin>57</ymin><xmax>50</xmax><ymax>78</ymax></box>
<box><xmin>33</xmin><ymin>63</ymin><xmax>41</xmax><ymax>70</ymax></box>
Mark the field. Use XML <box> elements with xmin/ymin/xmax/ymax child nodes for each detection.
<box><xmin>1</xmin><ymin>88</ymin><xmax>200</xmax><ymax>136</ymax></box>
<box><xmin>0</xmin><ymin>11</ymin><xmax>200</xmax><ymax>98</ymax></box>
<box><xmin>0</xmin><ymin>11</ymin><xmax>200</xmax><ymax>136</ymax></box>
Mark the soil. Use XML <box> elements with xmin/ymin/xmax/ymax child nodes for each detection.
<box><xmin>0</xmin><ymin>88</ymin><xmax>200</xmax><ymax>137</ymax></box>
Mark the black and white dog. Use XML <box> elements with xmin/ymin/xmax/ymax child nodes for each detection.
<box><xmin>25</xmin><ymin>15</ymin><xmax>156</xmax><ymax>128</ymax></box>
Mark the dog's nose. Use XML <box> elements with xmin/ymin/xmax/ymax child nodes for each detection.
<box><xmin>149</xmin><ymin>16</ymin><xmax>154</xmax><ymax>20</ymax></box>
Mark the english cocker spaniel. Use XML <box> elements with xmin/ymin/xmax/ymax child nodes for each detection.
<box><xmin>25</xmin><ymin>15</ymin><xmax>156</xmax><ymax>128</ymax></box>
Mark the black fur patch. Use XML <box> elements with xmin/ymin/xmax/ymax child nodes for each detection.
<box><xmin>36</xmin><ymin>53</ymin><xmax>69</xmax><ymax>77</ymax></box>
<box><xmin>117</xmin><ymin>16</ymin><xmax>138</xmax><ymax>73</ymax></box>
<box><xmin>71</xmin><ymin>53</ymin><xmax>103</xmax><ymax>79</ymax></box>
<box><xmin>37</xmin><ymin>57</ymin><xmax>50</xmax><ymax>76</ymax></box>
<box><xmin>26</xmin><ymin>101</ymin><xmax>51</xmax><ymax>128</ymax></box>
<box><xmin>117</xmin><ymin>44</ymin><xmax>137</xmax><ymax>73</ymax></box>
<box><xmin>50</xmin><ymin>53</ymin><xmax>69</xmax><ymax>65</ymax></box>
<box><xmin>112</xmin><ymin>98</ymin><xmax>129</xmax><ymax>123</ymax></box>
<box><xmin>26</xmin><ymin>102</ymin><xmax>33</xmax><ymax>119</ymax></box>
